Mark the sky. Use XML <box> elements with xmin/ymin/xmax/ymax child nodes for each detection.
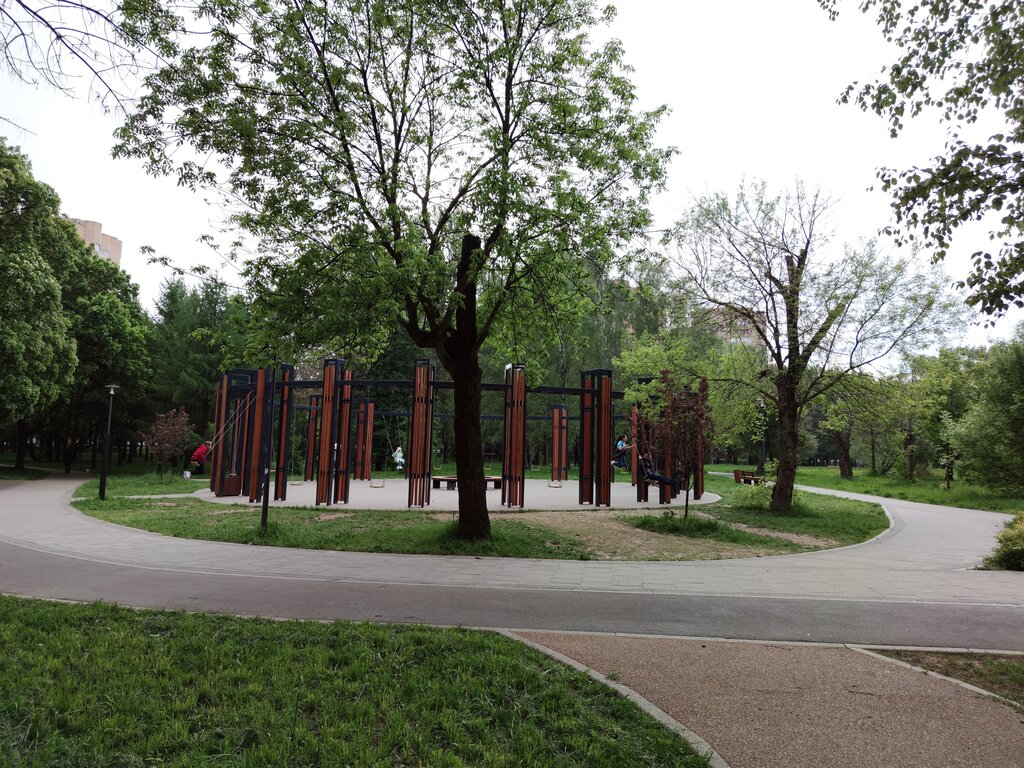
<box><xmin>1</xmin><ymin>0</ymin><xmax>1020</xmax><ymax>344</ymax></box>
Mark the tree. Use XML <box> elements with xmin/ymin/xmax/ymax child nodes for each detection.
<box><xmin>648</xmin><ymin>372</ymin><xmax>712</xmax><ymax>519</ymax></box>
<box><xmin>139</xmin><ymin>407</ymin><xmax>192</xmax><ymax>477</ymax></box>
<box><xmin>148</xmin><ymin>278</ymin><xmax>245</xmax><ymax>433</ymax></box>
<box><xmin>670</xmin><ymin>181</ymin><xmax>959</xmax><ymax>511</ymax></box>
<box><xmin>948</xmin><ymin>326</ymin><xmax>1024</xmax><ymax>493</ymax></box>
<box><xmin>0</xmin><ymin>139</ymin><xmax>78</xmax><ymax>469</ymax></box>
<box><xmin>0</xmin><ymin>0</ymin><xmax>157</xmax><ymax>114</ymax></box>
<box><xmin>823</xmin><ymin>0</ymin><xmax>1024</xmax><ymax>317</ymax></box>
<box><xmin>115</xmin><ymin>0</ymin><xmax>670</xmax><ymax>538</ymax></box>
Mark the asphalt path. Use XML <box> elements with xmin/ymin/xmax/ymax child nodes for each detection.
<box><xmin>0</xmin><ymin>475</ymin><xmax>1021</xmax><ymax>650</ymax></box>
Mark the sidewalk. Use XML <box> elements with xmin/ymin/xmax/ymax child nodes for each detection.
<box><xmin>514</xmin><ymin>631</ymin><xmax>1024</xmax><ymax>768</ymax></box>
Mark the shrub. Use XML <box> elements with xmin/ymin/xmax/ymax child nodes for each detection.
<box><xmin>986</xmin><ymin>512</ymin><xmax>1024</xmax><ymax>571</ymax></box>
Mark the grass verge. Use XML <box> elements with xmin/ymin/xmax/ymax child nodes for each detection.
<box><xmin>876</xmin><ymin>650</ymin><xmax>1024</xmax><ymax>710</ymax></box>
<box><xmin>710</xmin><ymin>464</ymin><xmax>1023</xmax><ymax>514</ymax></box>
<box><xmin>0</xmin><ymin>466</ymin><xmax>48</xmax><ymax>481</ymax></box>
<box><xmin>74</xmin><ymin>496</ymin><xmax>593</xmax><ymax>560</ymax></box>
<box><xmin>75</xmin><ymin>471</ymin><xmax>209</xmax><ymax>497</ymax></box>
<box><xmin>692</xmin><ymin>475</ymin><xmax>890</xmax><ymax>546</ymax></box>
<box><xmin>0</xmin><ymin>596</ymin><xmax>709</xmax><ymax>767</ymax></box>
<box><xmin>621</xmin><ymin>513</ymin><xmax>805</xmax><ymax>552</ymax></box>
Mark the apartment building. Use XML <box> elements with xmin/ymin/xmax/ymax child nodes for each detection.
<box><xmin>70</xmin><ymin>218</ymin><xmax>123</xmax><ymax>266</ymax></box>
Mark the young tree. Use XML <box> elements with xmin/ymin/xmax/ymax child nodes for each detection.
<box><xmin>670</xmin><ymin>181</ymin><xmax>960</xmax><ymax>512</ymax></box>
<box><xmin>115</xmin><ymin>0</ymin><xmax>670</xmax><ymax>538</ymax></box>
<box><xmin>139</xmin><ymin>407</ymin><xmax>192</xmax><ymax>478</ymax></box>
<box><xmin>649</xmin><ymin>372</ymin><xmax>712</xmax><ymax>519</ymax></box>
<box><xmin>823</xmin><ymin>0</ymin><xmax>1024</xmax><ymax>317</ymax></box>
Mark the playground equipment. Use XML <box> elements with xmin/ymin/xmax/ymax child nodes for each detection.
<box><xmin>208</xmin><ymin>359</ymin><xmax>705</xmax><ymax>512</ymax></box>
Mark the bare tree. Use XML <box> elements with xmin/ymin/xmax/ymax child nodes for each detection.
<box><xmin>0</xmin><ymin>0</ymin><xmax>155</xmax><ymax>114</ymax></box>
<box><xmin>670</xmin><ymin>180</ymin><xmax>961</xmax><ymax>512</ymax></box>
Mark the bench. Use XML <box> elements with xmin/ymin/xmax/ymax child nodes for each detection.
<box><xmin>431</xmin><ymin>475</ymin><xmax>503</xmax><ymax>490</ymax></box>
<box><xmin>733</xmin><ymin>469</ymin><xmax>762</xmax><ymax>485</ymax></box>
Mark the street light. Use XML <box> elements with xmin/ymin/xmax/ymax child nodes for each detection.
<box><xmin>98</xmin><ymin>384</ymin><xmax>120</xmax><ymax>500</ymax></box>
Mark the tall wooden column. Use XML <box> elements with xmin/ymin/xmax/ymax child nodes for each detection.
<box><xmin>354</xmin><ymin>400</ymin><xmax>375</xmax><ymax>481</ymax></box>
<box><xmin>502</xmin><ymin>364</ymin><xmax>526</xmax><ymax>507</ymax></box>
<box><xmin>407</xmin><ymin>359</ymin><xmax>434</xmax><ymax>507</ymax></box>
<box><xmin>273</xmin><ymin>364</ymin><xmax>295</xmax><ymax>500</ymax></box>
<box><xmin>551</xmin><ymin>404</ymin><xmax>568</xmax><ymax>483</ymax></box>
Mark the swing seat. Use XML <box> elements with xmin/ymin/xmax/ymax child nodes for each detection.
<box><xmin>369</xmin><ymin>477</ymin><xmax>385</xmax><ymax>488</ymax></box>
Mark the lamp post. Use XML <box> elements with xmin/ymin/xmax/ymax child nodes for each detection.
<box><xmin>98</xmin><ymin>384</ymin><xmax>120</xmax><ymax>500</ymax></box>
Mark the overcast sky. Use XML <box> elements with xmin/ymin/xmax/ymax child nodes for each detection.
<box><xmin>2</xmin><ymin>0</ymin><xmax>1019</xmax><ymax>344</ymax></box>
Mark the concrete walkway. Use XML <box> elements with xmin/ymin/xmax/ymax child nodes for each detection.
<box><xmin>0</xmin><ymin>474</ymin><xmax>1022</xmax><ymax>767</ymax></box>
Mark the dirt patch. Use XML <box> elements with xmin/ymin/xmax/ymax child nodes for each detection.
<box><xmin>432</xmin><ymin>509</ymin><xmax>805</xmax><ymax>561</ymax></box>
<box><xmin>315</xmin><ymin>512</ymin><xmax>354</xmax><ymax>521</ymax></box>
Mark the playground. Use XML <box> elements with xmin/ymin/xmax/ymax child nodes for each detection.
<box><xmin>207</xmin><ymin>359</ymin><xmax>710</xmax><ymax>517</ymax></box>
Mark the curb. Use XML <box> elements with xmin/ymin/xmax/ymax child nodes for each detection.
<box><xmin>498</xmin><ymin>629</ymin><xmax>731</xmax><ymax>768</ymax></box>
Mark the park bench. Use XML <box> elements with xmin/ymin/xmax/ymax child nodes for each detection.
<box><xmin>733</xmin><ymin>469</ymin><xmax>762</xmax><ymax>485</ymax></box>
<box><xmin>431</xmin><ymin>475</ymin><xmax>503</xmax><ymax>490</ymax></box>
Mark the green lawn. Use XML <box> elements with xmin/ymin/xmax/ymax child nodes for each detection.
<box><xmin>76</xmin><ymin>471</ymin><xmax>210</xmax><ymax>497</ymax></box>
<box><xmin>877</xmin><ymin>650</ymin><xmax>1024</xmax><ymax>710</ymax></box>
<box><xmin>709</xmin><ymin>463</ymin><xmax>1023</xmax><ymax>514</ymax></box>
<box><xmin>0</xmin><ymin>596</ymin><xmax>709</xmax><ymax>767</ymax></box>
<box><xmin>74</xmin><ymin>496</ymin><xmax>593</xmax><ymax>560</ymax></box>
<box><xmin>692</xmin><ymin>475</ymin><xmax>890</xmax><ymax>546</ymax></box>
<box><xmin>0</xmin><ymin>466</ymin><xmax>48</xmax><ymax>481</ymax></box>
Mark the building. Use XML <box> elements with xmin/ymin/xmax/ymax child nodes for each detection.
<box><xmin>70</xmin><ymin>219</ymin><xmax>123</xmax><ymax>266</ymax></box>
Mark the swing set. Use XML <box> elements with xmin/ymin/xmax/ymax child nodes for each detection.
<box><xmin>207</xmin><ymin>359</ymin><xmax>706</xmax><ymax>516</ymax></box>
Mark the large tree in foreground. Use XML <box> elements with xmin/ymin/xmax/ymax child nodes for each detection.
<box><xmin>116</xmin><ymin>0</ymin><xmax>670</xmax><ymax>538</ymax></box>
<box><xmin>822</xmin><ymin>0</ymin><xmax>1024</xmax><ymax>317</ymax></box>
<box><xmin>671</xmin><ymin>181</ymin><xmax>959</xmax><ymax>512</ymax></box>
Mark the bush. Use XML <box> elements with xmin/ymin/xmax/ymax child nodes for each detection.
<box><xmin>986</xmin><ymin>512</ymin><xmax>1024</xmax><ymax>571</ymax></box>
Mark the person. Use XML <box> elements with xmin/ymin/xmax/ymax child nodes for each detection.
<box><xmin>392</xmin><ymin>446</ymin><xmax>404</xmax><ymax>471</ymax></box>
<box><xmin>612</xmin><ymin>433</ymin><xmax>631</xmax><ymax>468</ymax></box>
<box><xmin>185</xmin><ymin>440</ymin><xmax>213</xmax><ymax>480</ymax></box>
<box><xmin>639</xmin><ymin>454</ymin><xmax>676</xmax><ymax>488</ymax></box>
<box><xmin>62</xmin><ymin>442</ymin><xmax>77</xmax><ymax>474</ymax></box>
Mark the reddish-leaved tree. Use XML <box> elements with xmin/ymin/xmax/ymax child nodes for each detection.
<box><xmin>139</xmin><ymin>407</ymin><xmax>193</xmax><ymax>478</ymax></box>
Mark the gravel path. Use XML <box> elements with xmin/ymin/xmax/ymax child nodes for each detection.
<box><xmin>516</xmin><ymin>631</ymin><xmax>1024</xmax><ymax>768</ymax></box>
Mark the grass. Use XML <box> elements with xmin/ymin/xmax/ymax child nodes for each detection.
<box><xmin>0</xmin><ymin>595</ymin><xmax>709</xmax><ymax>767</ymax></box>
<box><xmin>74</xmin><ymin>496</ymin><xmax>594</xmax><ymax>560</ymax></box>
<box><xmin>75</xmin><ymin>471</ymin><xmax>209</xmax><ymax>497</ymax></box>
<box><xmin>621</xmin><ymin>513</ymin><xmax>806</xmax><ymax>552</ymax></box>
<box><xmin>0</xmin><ymin>465</ymin><xmax>48</xmax><ymax>481</ymax></box>
<box><xmin>876</xmin><ymin>650</ymin><xmax>1024</xmax><ymax>710</ymax></box>
<box><xmin>710</xmin><ymin>463</ymin><xmax>1024</xmax><ymax>514</ymax></box>
<box><xmin>692</xmin><ymin>475</ymin><xmax>890</xmax><ymax>546</ymax></box>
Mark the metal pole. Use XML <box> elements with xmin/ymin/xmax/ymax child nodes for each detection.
<box><xmin>98</xmin><ymin>387</ymin><xmax>116</xmax><ymax>500</ymax></box>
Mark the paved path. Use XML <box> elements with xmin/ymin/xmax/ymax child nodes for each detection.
<box><xmin>1</xmin><ymin>474</ymin><xmax>1022</xmax><ymax>767</ymax></box>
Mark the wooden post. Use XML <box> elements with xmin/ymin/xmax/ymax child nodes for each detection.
<box><xmin>551</xmin><ymin>404</ymin><xmax>568</xmax><ymax>483</ymax></box>
<box><xmin>407</xmin><ymin>359</ymin><xmax>434</xmax><ymax>507</ymax></box>
<box><xmin>354</xmin><ymin>400</ymin><xmax>375</xmax><ymax>481</ymax></box>
<box><xmin>304</xmin><ymin>395</ymin><xmax>320</xmax><ymax>482</ymax></box>
<box><xmin>502</xmin><ymin>364</ymin><xmax>526</xmax><ymax>507</ymax></box>
<box><xmin>274</xmin><ymin>364</ymin><xmax>295</xmax><ymax>500</ymax></box>
<box><xmin>316</xmin><ymin>359</ymin><xmax>342</xmax><ymax>506</ymax></box>
<box><xmin>333</xmin><ymin>369</ymin><xmax>353</xmax><ymax>504</ymax></box>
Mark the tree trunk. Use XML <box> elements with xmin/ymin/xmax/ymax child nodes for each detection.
<box><xmin>835</xmin><ymin>430</ymin><xmax>853</xmax><ymax>480</ymax></box>
<box><xmin>449</xmin><ymin>359</ymin><xmax>489</xmax><ymax>539</ymax></box>
<box><xmin>14</xmin><ymin>420</ymin><xmax>28</xmax><ymax>471</ymax></box>
<box><xmin>870</xmin><ymin>427</ymin><xmax>877</xmax><ymax>474</ymax></box>
<box><xmin>944</xmin><ymin>462</ymin><xmax>953</xmax><ymax>491</ymax></box>
<box><xmin>440</xmin><ymin>233</ymin><xmax>490</xmax><ymax>540</ymax></box>
<box><xmin>772</xmin><ymin>388</ymin><xmax>799</xmax><ymax>512</ymax></box>
<box><xmin>904</xmin><ymin>424</ymin><xmax>916</xmax><ymax>481</ymax></box>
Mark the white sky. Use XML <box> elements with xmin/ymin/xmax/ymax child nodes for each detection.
<box><xmin>1</xmin><ymin>0</ymin><xmax>1020</xmax><ymax>344</ymax></box>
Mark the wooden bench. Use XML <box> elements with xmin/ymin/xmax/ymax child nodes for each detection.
<box><xmin>733</xmin><ymin>469</ymin><xmax>762</xmax><ymax>485</ymax></box>
<box><xmin>431</xmin><ymin>475</ymin><xmax>503</xmax><ymax>490</ymax></box>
